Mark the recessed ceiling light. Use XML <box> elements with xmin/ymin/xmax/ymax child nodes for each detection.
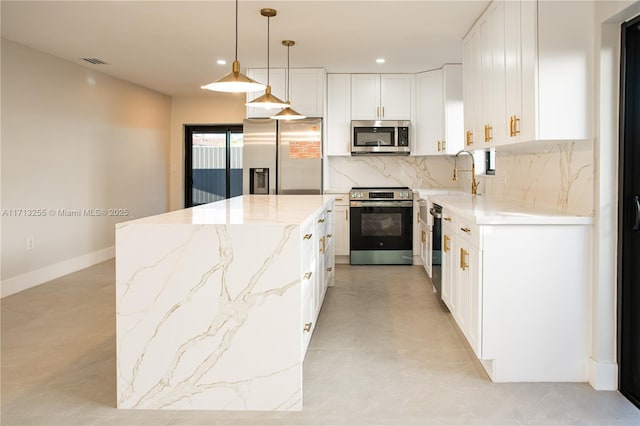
<box><xmin>376</xmin><ymin>58</ymin><xmax>385</xmax><ymax>64</ymax></box>
<box><xmin>217</xmin><ymin>59</ymin><xmax>227</xmax><ymax>65</ymax></box>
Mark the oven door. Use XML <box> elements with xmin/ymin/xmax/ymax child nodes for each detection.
<box><xmin>350</xmin><ymin>200</ymin><xmax>413</xmax><ymax>265</ymax></box>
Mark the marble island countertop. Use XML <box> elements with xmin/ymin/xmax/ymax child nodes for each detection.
<box><xmin>428</xmin><ymin>193</ymin><xmax>593</xmax><ymax>225</ymax></box>
<box><xmin>118</xmin><ymin>195</ymin><xmax>335</xmax><ymax>226</ymax></box>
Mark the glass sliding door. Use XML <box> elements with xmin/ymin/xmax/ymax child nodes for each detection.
<box><xmin>184</xmin><ymin>125</ymin><xmax>243</xmax><ymax>208</ymax></box>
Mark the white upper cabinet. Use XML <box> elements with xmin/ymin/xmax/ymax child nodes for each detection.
<box><xmin>326</xmin><ymin>74</ymin><xmax>351</xmax><ymax>156</ymax></box>
<box><xmin>246</xmin><ymin>68</ymin><xmax>325</xmax><ymax>118</ymax></box>
<box><xmin>414</xmin><ymin>65</ymin><xmax>463</xmax><ymax>156</ymax></box>
<box><xmin>289</xmin><ymin>68</ymin><xmax>326</xmax><ymax>118</ymax></box>
<box><xmin>465</xmin><ymin>0</ymin><xmax>593</xmax><ymax>146</ymax></box>
<box><xmin>351</xmin><ymin>74</ymin><xmax>412</xmax><ymax>120</ymax></box>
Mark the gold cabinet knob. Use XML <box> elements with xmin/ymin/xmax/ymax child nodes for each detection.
<box><xmin>303</xmin><ymin>233</ymin><xmax>312</xmax><ymax>240</ymax></box>
<box><xmin>303</xmin><ymin>322</ymin><xmax>312</xmax><ymax>332</ymax></box>
<box><xmin>461</xmin><ymin>227</ymin><xmax>471</xmax><ymax>234</ymax></box>
<box><xmin>304</xmin><ymin>272</ymin><xmax>312</xmax><ymax>280</ymax></box>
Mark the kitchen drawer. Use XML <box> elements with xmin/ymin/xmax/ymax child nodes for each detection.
<box><xmin>332</xmin><ymin>194</ymin><xmax>349</xmax><ymax>206</ymax></box>
<box><xmin>457</xmin><ymin>215</ymin><xmax>480</xmax><ymax>248</ymax></box>
<box><xmin>441</xmin><ymin>208</ymin><xmax>457</xmax><ymax>228</ymax></box>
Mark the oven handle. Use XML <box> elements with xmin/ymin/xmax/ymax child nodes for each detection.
<box><xmin>350</xmin><ymin>201</ymin><xmax>414</xmax><ymax>208</ymax></box>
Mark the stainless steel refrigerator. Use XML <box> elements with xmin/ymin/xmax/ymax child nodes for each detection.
<box><xmin>242</xmin><ymin>118</ymin><xmax>323</xmax><ymax>195</ymax></box>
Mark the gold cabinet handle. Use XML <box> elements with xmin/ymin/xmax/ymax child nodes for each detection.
<box><xmin>484</xmin><ymin>124</ymin><xmax>492</xmax><ymax>143</ymax></box>
<box><xmin>460</xmin><ymin>248</ymin><xmax>469</xmax><ymax>271</ymax></box>
<box><xmin>437</xmin><ymin>140</ymin><xmax>441</xmax><ymax>152</ymax></box>
<box><xmin>303</xmin><ymin>233</ymin><xmax>312</xmax><ymax>240</ymax></box>
<box><xmin>510</xmin><ymin>116</ymin><xmax>514</xmax><ymax>136</ymax></box>
<box><xmin>465</xmin><ymin>131</ymin><xmax>473</xmax><ymax>146</ymax></box>
<box><xmin>460</xmin><ymin>227</ymin><xmax>471</xmax><ymax>234</ymax></box>
<box><xmin>327</xmin><ymin>209</ymin><xmax>333</xmax><ymax>213</ymax></box>
<box><xmin>444</xmin><ymin>234</ymin><xmax>450</xmax><ymax>252</ymax></box>
<box><xmin>443</xmin><ymin>217</ymin><xmax>452</xmax><ymax>222</ymax></box>
<box><xmin>513</xmin><ymin>116</ymin><xmax>520</xmax><ymax>135</ymax></box>
<box><xmin>318</xmin><ymin>218</ymin><xmax>325</xmax><ymax>223</ymax></box>
<box><xmin>304</xmin><ymin>322</ymin><xmax>312</xmax><ymax>332</ymax></box>
<box><xmin>421</xmin><ymin>230</ymin><xmax>426</xmax><ymax>243</ymax></box>
<box><xmin>381</xmin><ymin>106</ymin><xmax>385</xmax><ymax>118</ymax></box>
<box><xmin>417</xmin><ymin>211</ymin><xmax>420</xmax><ymax>223</ymax></box>
<box><xmin>320</xmin><ymin>236</ymin><xmax>326</xmax><ymax>254</ymax></box>
<box><xmin>304</xmin><ymin>272</ymin><xmax>312</xmax><ymax>280</ymax></box>
<box><xmin>326</xmin><ymin>266</ymin><xmax>333</xmax><ymax>272</ymax></box>
<box><xmin>327</xmin><ymin>233</ymin><xmax>333</xmax><ymax>238</ymax></box>
<box><xmin>442</xmin><ymin>140</ymin><xmax>446</xmax><ymax>150</ymax></box>
<box><xmin>335</xmin><ymin>197</ymin><xmax>343</xmax><ymax>201</ymax></box>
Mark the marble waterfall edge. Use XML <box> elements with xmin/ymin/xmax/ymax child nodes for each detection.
<box><xmin>116</xmin><ymin>222</ymin><xmax>303</xmax><ymax>411</ymax></box>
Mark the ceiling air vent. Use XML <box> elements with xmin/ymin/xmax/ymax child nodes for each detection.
<box><xmin>81</xmin><ymin>58</ymin><xmax>108</xmax><ymax>65</ymax></box>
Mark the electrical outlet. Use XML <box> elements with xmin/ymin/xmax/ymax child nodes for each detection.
<box><xmin>26</xmin><ymin>236</ymin><xmax>34</xmax><ymax>251</ymax></box>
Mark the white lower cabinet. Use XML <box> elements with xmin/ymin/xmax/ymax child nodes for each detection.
<box><xmin>300</xmin><ymin>200</ymin><xmax>335</xmax><ymax>357</ymax></box>
<box><xmin>333</xmin><ymin>195</ymin><xmax>350</xmax><ymax>260</ymax></box>
<box><xmin>438</xmin><ymin>204</ymin><xmax>590</xmax><ymax>382</ymax></box>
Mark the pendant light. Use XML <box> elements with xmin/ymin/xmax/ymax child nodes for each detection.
<box><xmin>246</xmin><ymin>9</ymin><xmax>289</xmax><ymax>109</ymax></box>
<box><xmin>272</xmin><ymin>40</ymin><xmax>306</xmax><ymax>120</ymax></box>
<box><xmin>201</xmin><ymin>0</ymin><xmax>265</xmax><ymax>93</ymax></box>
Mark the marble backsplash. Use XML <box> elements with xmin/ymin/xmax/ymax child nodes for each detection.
<box><xmin>326</xmin><ymin>139</ymin><xmax>594</xmax><ymax>216</ymax></box>
<box><xmin>326</xmin><ymin>155</ymin><xmax>459</xmax><ymax>191</ymax></box>
<box><xmin>478</xmin><ymin>140</ymin><xmax>594</xmax><ymax>216</ymax></box>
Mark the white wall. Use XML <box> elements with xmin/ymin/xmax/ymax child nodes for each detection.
<box><xmin>590</xmin><ymin>0</ymin><xmax>640</xmax><ymax>390</ymax></box>
<box><xmin>169</xmin><ymin>94</ymin><xmax>246</xmax><ymax>211</ymax></box>
<box><xmin>1</xmin><ymin>39</ymin><xmax>171</xmax><ymax>297</ymax></box>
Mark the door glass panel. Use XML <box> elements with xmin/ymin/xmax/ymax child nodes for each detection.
<box><xmin>229</xmin><ymin>131</ymin><xmax>244</xmax><ymax>198</ymax></box>
<box><xmin>192</xmin><ymin>132</ymin><xmax>226</xmax><ymax>205</ymax></box>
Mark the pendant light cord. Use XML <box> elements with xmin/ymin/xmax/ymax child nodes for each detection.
<box><xmin>285</xmin><ymin>44</ymin><xmax>290</xmax><ymax>101</ymax></box>
<box><xmin>234</xmin><ymin>0</ymin><xmax>239</xmax><ymax>61</ymax></box>
<box><xmin>266</xmin><ymin>15</ymin><xmax>270</xmax><ymax>86</ymax></box>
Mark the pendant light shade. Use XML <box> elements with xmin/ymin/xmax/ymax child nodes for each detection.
<box><xmin>246</xmin><ymin>9</ymin><xmax>289</xmax><ymax>109</ymax></box>
<box><xmin>201</xmin><ymin>0</ymin><xmax>265</xmax><ymax>93</ymax></box>
<box><xmin>271</xmin><ymin>40</ymin><xmax>306</xmax><ymax>120</ymax></box>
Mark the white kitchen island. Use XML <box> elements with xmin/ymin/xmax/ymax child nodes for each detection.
<box><xmin>115</xmin><ymin>195</ymin><xmax>335</xmax><ymax>411</ymax></box>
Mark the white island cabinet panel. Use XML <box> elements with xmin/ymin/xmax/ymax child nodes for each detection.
<box><xmin>116</xmin><ymin>195</ymin><xmax>335</xmax><ymax>411</ymax></box>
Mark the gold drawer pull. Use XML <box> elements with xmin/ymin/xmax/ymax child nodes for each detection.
<box><xmin>327</xmin><ymin>234</ymin><xmax>333</xmax><ymax>238</ymax></box>
<box><xmin>318</xmin><ymin>218</ymin><xmax>325</xmax><ymax>223</ymax></box>
<box><xmin>326</xmin><ymin>267</ymin><xmax>333</xmax><ymax>272</ymax></box>
<box><xmin>460</xmin><ymin>248</ymin><xmax>469</xmax><ymax>271</ymax></box>
<box><xmin>443</xmin><ymin>217</ymin><xmax>452</xmax><ymax>222</ymax></box>
<box><xmin>461</xmin><ymin>227</ymin><xmax>471</xmax><ymax>234</ymax></box>
<box><xmin>465</xmin><ymin>130</ymin><xmax>473</xmax><ymax>146</ymax></box>
<box><xmin>327</xmin><ymin>209</ymin><xmax>333</xmax><ymax>213</ymax></box>
<box><xmin>421</xmin><ymin>230</ymin><xmax>426</xmax><ymax>242</ymax></box>
<box><xmin>304</xmin><ymin>272</ymin><xmax>312</xmax><ymax>280</ymax></box>
<box><xmin>304</xmin><ymin>322</ymin><xmax>312</xmax><ymax>332</ymax></box>
<box><xmin>336</xmin><ymin>197</ymin><xmax>343</xmax><ymax>201</ymax></box>
<box><xmin>303</xmin><ymin>233</ymin><xmax>312</xmax><ymax>240</ymax></box>
<box><xmin>444</xmin><ymin>235</ymin><xmax>450</xmax><ymax>252</ymax></box>
<box><xmin>320</xmin><ymin>237</ymin><xmax>326</xmax><ymax>254</ymax></box>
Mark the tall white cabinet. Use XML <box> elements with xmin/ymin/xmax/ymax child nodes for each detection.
<box><xmin>414</xmin><ymin>64</ymin><xmax>463</xmax><ymax>156</ymax></box>
<box><xmin>463</xmin><ymin>0</ymin><xmax>593</xmax><ymax>147</ymax></box>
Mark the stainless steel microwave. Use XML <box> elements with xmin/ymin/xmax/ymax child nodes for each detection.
<box><xmin>351</xmin><ymin>120</ymin><xmax>410</xmax><ymax>155</ymax></box>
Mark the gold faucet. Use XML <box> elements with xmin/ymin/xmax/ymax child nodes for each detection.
<box><xmin>453</xmin><ymin>150</ymin><xmax>479</xmax><ymax>195</ymax></box>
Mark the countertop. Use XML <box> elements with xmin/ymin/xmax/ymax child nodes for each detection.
<box><xmin>117</xmin><ymin>195</ymin><xmax>335</xmax><ymax>226</ymax></box>
<box><xmin>428</xmin><ymin>193</ymin><xmax>593</xmax><ymax>225</ymax></box>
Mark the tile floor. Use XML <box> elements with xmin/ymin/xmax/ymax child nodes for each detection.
<box><xmin>1</xmin><ymin>260</ymin><xmax>639</xmax><ymax>425</ymax></box>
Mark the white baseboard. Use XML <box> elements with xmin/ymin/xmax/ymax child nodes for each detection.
<box><xmin>589</xmin><ymin>358</ymin><xmax>618</xmax><ymax>390</ymax></box>
<box><xmin>1</xmin><ymin>246</ymin><xmax>115</xmax><ymax>298</ymax></box>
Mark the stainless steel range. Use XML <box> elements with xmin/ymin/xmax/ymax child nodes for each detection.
<box><xmin>349</xmin><ymin>187</ymin><xmax>414</xmax><ymax>265</ymax></box>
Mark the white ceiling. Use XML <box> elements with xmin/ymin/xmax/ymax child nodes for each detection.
<box><xmin>1</xmin><ymin>0</ymin><xmax>489</xmax><ymax>96</ymax></box>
